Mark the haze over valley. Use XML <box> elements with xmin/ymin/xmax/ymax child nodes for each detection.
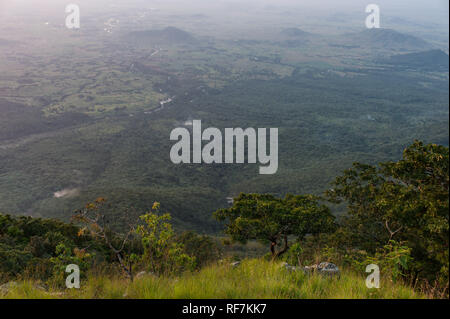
<box><xmin>0</xmin><ymin>0</ymin><xmax>448</xmax><ymax>232</ymax></box>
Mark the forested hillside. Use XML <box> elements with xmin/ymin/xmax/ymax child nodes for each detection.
<box><xmin>1</xmin><ymin>141</ymin><xmax>448</xmax><ymax>298</ymax></box>
<box><xmin>0</xmin><ymin>0</ymin><xmax>448</xmax><ymax>300</ymax></box>
<box><xmin>0</xmin><ymin>1</ymin><xmax>448</xmax><ymax>232</ymax></box>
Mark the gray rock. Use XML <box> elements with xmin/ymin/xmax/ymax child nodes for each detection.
<box><xmin>281</xmin><ymin>262</ymin><xmax>304</xmax><ymax>272</ymax></box>
<box><xmin>303</xmin><ymin>264</ymin><xmax>318</xmax><ymax>274</ymax></box>
<box><xmin>0</xmin><ymin>281</ymin><xmax>48</xmax><ymax>295</ymax></box>
<box><xmin>0</xmin><ymin>281</ymin><xmax>18</xmax><ymax>295</ymax></box>
<box><xmin>135</xmin><ymin>271</ymin><xmax>155</xmax><ymax>279</ymax></box>
<box><xmin>135</xmin><ymin>271</ymin><xmax>147</xmax><ymax>279</ymax></box>
<box><xmin>33</xmin><ymin>284</ymin><xmax>47</xmax><ymax>291</ymax></box>
<box><xmin>317</xmin><ymin>262</ymin><xmax>340</xmax><ymax>278</ymax></box>
<box><xmin>281</xmin><ymin>262</ymin><xmax>339</xmax><ymax>277</ymax></box>
<box><xmin>300</xmin><ymin>262</ymin><xmax>340</xmax><ymax>278</ymax></box>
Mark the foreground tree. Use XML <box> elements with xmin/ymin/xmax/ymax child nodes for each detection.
<box><xmin>327</xmin><ymin>140</ymin><xmax>449</xmax><ymax>287</ymax></box>
<box><xmin>214</xmin><ymin>193</ymin><xmax>335</xmax><ymax>259</ymax></box>
<box><xmin>72</xmin><ymin>198</ymin><xmax>137</xmax><ymax>281</ymax></box>
<box><xmin>73</xmin><ymin>200</ymin><xmax>196</xmax><ymax>279</ymax></box>
<box><xmin>176</xmin><ymin>231</ymin><xmax>222</xmax><ymax>269</ymax></box>
<box><xmin>136</xmin><ymin>202</ymin><xmax>195</xmax><ymax>275</ymax></box>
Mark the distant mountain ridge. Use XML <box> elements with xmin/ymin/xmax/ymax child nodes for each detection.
<box><xmin>127</xmin><ymin>27</ymin><xmax>197</xmax><ymax>45</ymax></box>
<box><xmin>280</xmin><ymin>27</ymin><xmax>311</xmax><ymax>37</ymax></box>
<box><xmin>279</xmin><ymin>27</ymin><xmax>313</xmax><ymax>47</ymax></box>
<box><xmin>0</xmin><ymin>38</ymin><xmax>17</xmax><ymax>46</ymax></box>
<box><xmin>379</xmin><ymin>49</ymin><xmax>449</xmax><ymax>71</ymax></box>
<box><xmin>341</xmin><ymin>28</ymin><xmax>433</xmax><ymax>51</ymax></box>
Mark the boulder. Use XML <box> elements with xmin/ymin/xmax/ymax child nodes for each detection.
<box><xmin>0</xmin><ymin>281</ymin><xmax>48</xmax><ymax>295</ymax></box>
<box><xmin>135</xmin><ymin>271</ymin><xmax>155</xmax><ymax>279</ymax></box>
<box><xmin>281</xmin><ymin>262</ymin><xmax>303</xmax><ymax>272</ymax></box>
<box><xmin>0</xmin><ymin>281</ymin><xmax>18</xmax><ymax>295</ymax></box>
<box><xmin>303</xmin><ymin>264</ymin><xmax>318</xmax><ymax>274</ymax></box>
<box><xmin>33</xmin><ymin>284</ymin><xmax>47</xmax><ymax>291</ymax></box>
<box><xmin>317</xmin><ymin>262</ymin><xmax>340</xmax><ymax>278</ymax></box>
<box><xmin>135</xmin><ymin>271</ymin><xmax>147</xmax><ymax>279</ymax></box>
<box><xmin>281</xmin><ymin>262</ymin><xmax>340</xmax><ymax>277</ymax></box>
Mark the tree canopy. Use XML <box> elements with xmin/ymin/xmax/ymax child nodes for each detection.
<box><xmin>327</xmin><ymin>140</ymin><xmax>449</xmax><ymax>284</ymax></box>
<box><xmin>214</xmin><ymin>193</ymin><xmax>335</xmax><ymax>259</ymax></box>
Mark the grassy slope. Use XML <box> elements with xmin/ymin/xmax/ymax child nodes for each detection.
<box><xmin>1</xmin><ymin>259</ymin><xmax>424</xmax><ymax>299</ymax></box>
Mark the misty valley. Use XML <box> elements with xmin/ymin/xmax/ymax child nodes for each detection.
<box><xmin>169</xmin><ymin>120</ymin><xmax>279</xmax><ymax>174</ymax></box>
<box><xmin>0</xmin><ymin>0</ymin><xmax>448</xmax><ymax>300</ymax></box>
<box><xmin>0</xmin><ymin>1</ymin><xmax>448</xmax><ymax>232</ymax></box>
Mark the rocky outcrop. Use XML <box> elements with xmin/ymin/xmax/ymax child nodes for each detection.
<box><xmin>0</xmin><ymin>281</ymin><xmax>47</xmax><ymax>295</ymax></box>
<box><xmin>281</xmin><ymin>262</ymin><xmax>340</xmax><ymax>278</ymax></box>
<box><xmin>0</xmin><ymin>281</ymin><xmax>18</xmax><ymax>295</ymax></box>
<box><xmin>317</xmin><ymin>262</ymin><xmax>340</xmax><ymax>278</ymax></box>
<box><xmin>135</xmin><ymin>271</ymin><xmax>156</xmax><ymax>279</ymax></box>
<box><xmin>281</xmin><ymin>262</ymin><xmax>303</xmax><ymax>272</ymax></box>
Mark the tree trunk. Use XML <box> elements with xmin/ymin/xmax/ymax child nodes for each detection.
<box><xmin>270</xmin><ymin>241</ymin><xmax>276</xmax><ymax>258</ymax></box>
<box><xmin>116</xmin><ymin>251</ymin><xmax>133</xmax><ymax>282</ymax></box>
<box><xmin>270</xmin><ymin>235</ymin><xmax>289</xmax><ymax>260</ymax></box>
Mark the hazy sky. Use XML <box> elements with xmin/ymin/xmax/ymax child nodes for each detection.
<box><xmin>0</xmin><ymin>0</ymin><xmax>448</xmax><ymax>29</ymax></box>
<box><xmin>1</xmin><ymin>0</ymin><xmax>448</xmax><ymax>15</ymax></box>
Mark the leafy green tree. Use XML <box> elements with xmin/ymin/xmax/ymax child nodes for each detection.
<box><xmin>72</xmin><ymin>198</ymin><xmax>137</xmax><ymax>281</ymax></box>
<box><xmin>0</xmin><ymin>213</ymin><xmax>92</xmax><ymax>281</ymax></box>
<box><xmin>136</xmin><ymin>202</ymin><xmax>195</xmax><ymax>275</ymax></box>
<box><xmin>365</xmin><ymin>240</ymin><xmax>413</xmax><ymax>283</ymax></box>
<box><xmin>327</xmin><ymin>141</ymin><xmax>449</xmax><ymax>285</ymax></box>
<box><xmin>176</xmin><ymin>231</ymin><xmax>221</xmax><ymax>269</ymax></box>
<box><xmin>214</xmin><ymin>193</ymin><xmax>335</xmax><ymax>259</ymax></box>
<box><xmin>48</xmin><ymin>243</ymin><xmax>92</xmax><ymax>288</ymax></box>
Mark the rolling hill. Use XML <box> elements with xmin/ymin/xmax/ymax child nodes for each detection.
<box><xmin>379</xmin><ymin>49</ymin><xmax>449</xmax><ymax>71</ymax></box>
<box><xmin>127</xmin><ymin>27</ymin><xmax>198</xmax><ymax>45</ymax></box>
<box><xmin>279</xmin><ymin>27</ymin><xmax>314</xmax><ymax>47</ymax></box>
<box><xmin>340</xmin><ymin>28</ymin><xmax>433</xmax><ymax>51</ymax></box>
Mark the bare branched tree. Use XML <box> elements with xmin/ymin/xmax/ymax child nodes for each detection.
<box><xmin>385</xmin><ymin>220</ymin><xmax>403</xmax><ymax>242</ymax></box>
<box><xmin>72</xmin><ymin>198</ymin><xmax>136</xmax><ymax>281</ymax></box>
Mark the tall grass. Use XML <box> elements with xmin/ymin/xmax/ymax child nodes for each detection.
<box><xmin>1</xmin><ymin>259</ymin><xmax>425</xmax><ymax>299</ymax></box>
